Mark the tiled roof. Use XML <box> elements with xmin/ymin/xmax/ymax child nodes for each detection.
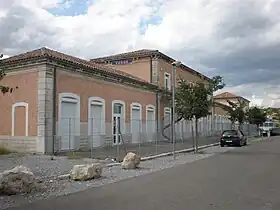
<box><xmin>214</xmin><ymin>92</ymin><xmax>250</xmax><ymax>102</ymax></box>
<box><xmin>90</xmin><ymin>49</ymin><xmax>158</xmax><ymax>62</ymax></box>
<box><xmin>90</xmin><ymin>49</ymin><xmax>211</xmax><ymax>82</ymax></box>
<box><xmin>214</xmin><ymin>92</ymin><xmax>238</xmax><ymax>99</ymax></box>
<box><xmin>2</xmin><ymin>47</ymin><xmax>151</xmax><ymax>84</ymax></box>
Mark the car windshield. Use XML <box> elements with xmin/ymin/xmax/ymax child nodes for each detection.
<box><xmin>222</xmin><ymin>130</ymin><xmax>238</xmax><ymax>136</ymax></box>
<box><xmin>264</xmin><ymin>122</ymin><xmax>273</xmax><ymax>127</ymax></box>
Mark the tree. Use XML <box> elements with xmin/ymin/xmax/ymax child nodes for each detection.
<box><xmin>246</xmin><ymin>106</ymin><xmax>266</xmax><ymax>126</ymax></box>
<box><xmin>0</xmin><ymin>54</ymin><xmax>17</xmax><ymax>94</ymax></box>
<box><xmin>218</xmin><ymin>99</ymin><xmax>247</xmax><ymax>129</ymax></box>
<box><xmin>175</xmin><ymin>76</ymin><xmax>225</xmax><ymax>152</ymax></box>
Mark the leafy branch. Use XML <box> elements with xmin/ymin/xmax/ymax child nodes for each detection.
<box><xmin>0</xmin><ymin>54</ymin><xmax>18</xmax><ymax>94</ymax></box>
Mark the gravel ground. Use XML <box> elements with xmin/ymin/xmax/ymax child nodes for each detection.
<box><xmin>0</xmin><ymin>154</ymin><xmax>116</xmax><ymax>178</ymax></box>
<box><xmin>0</xmin><ymin>145</ymin><xmax>238</xmax><ymax>210</ymax></box>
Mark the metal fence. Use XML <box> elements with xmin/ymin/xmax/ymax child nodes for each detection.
<box><xmin>54</xmin><ymin>117</ymin><xmax>259</xmax><ymax>160</ymax></box>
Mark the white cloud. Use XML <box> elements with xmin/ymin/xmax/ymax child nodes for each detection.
<box><xmin>1</xmin><ymin>0</ymin><xmax>280</xmax><ymax>107</ymax></box>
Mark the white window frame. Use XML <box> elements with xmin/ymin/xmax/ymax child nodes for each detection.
<box><xmin>164</xmin><ymin>72</ymin><xmax>171</xmax><ymax>91</ymax></box>
<box><xmin>146</xmin><ymin>104</ymin><xmax>156</xmax><ymax>133</ymax></box>
<box><xmin>164</xmin><ymin>107</ymin><xmax>171</xmax><ymax>122</ymax></box>
<box><xmin>12</xmin><ymin>102</ymin><xmax>29</xmax><ymax>136</ymax></box>
<box><xmin>112</xmin><ymin>100</ymin><xmax>126</xmax><ymax>135</ymax></box>
<box><xmin>58</xmin><ymin>93</ymin><xmax>80</xmax><ymax>137</ymax></box>
<box><xmin>130</xmin><ymin>102</ymin><xmax>142</xmax><ymax>133</ymax></box>
<box><xmin>88</xmin><ymin>97</ymin><xmax>105</xmax><ymax>136</ymax></box>
<box><xmin>164</xmin><ymin>107</ymin><xmax>171</xmax><ymax>116</ymax></box>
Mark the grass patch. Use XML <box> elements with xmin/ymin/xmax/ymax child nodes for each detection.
<box><xmin>66</xmin><ymin>152</ymin><xmax>83</xmax><ymax>159</ymax></box>
<box><xmin>0</xmin><ymin>147</ymin><xmax>11</xmax><ymax>155</ymax></box>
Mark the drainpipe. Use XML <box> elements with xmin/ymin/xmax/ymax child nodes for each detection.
<box><xmin>52</xmin><ymin>67</ymin><xmax>57</xmax><ymax>158</ymax></box>
<box><xmin>155</xmin><ymin>91</ymin><xmax>159</xmax><ymax>153</ymax></box>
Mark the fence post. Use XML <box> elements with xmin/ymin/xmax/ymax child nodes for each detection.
<box><xmin>138</xmin><ymin>119</ymin><xmax>141</xmax><ymax>157</ymax></box>
<box><xmin>181</xmin><ymin>120</ymin><xmax>184</xmax><ymax>143</ymax></box>
<box><xmin>68</xmin><ymin>118</ymin><xmax>71</xmax><ymax>151</ymax></box>
<box><xmin>91</xmin><ymin>117</ymin><xmax>93</xmax><ymax>158</ymax></box>
<box><xmin>155</xmin><ymin>119</ymin><xmax>158</xmax><ymax>155</ymax></box>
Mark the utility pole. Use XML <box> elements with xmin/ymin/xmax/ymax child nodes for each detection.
<box><xmin>171</xmin><ymin>61</ymin><xmax>181</xmax><ymax>160</ymax></box>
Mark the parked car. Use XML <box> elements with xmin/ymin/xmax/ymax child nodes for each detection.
<box><xmin>220</xmin><ymin>129</ymin><xmax>247</xmax><ymax>147</ymax></box>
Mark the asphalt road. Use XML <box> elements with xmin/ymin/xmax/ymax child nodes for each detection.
<box><xmin>8</xmin><ymin>137</ymin><xmax>280</xmax><ymax>210</ymax></box>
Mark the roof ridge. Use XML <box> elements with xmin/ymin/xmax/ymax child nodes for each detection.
<box><xmin>2</xmin><ymin>47</ymin><xmax>150</xmax><ymax>85</ymax></box>
<box><xmin>90</xmin><ymin>49</ymin><xmax>158</xmax><ymax>61</ymax></box>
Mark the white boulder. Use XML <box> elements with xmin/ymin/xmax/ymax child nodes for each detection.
<box><xmin>121</xmin><ymin>152</ymin><xmax>141</xmax><ymax>169</ymax></box>
<box><xmin>0</xmin><ymin>165</ymin><xmax>39</xmax><ymax>195</ymax></box>
<box><xmin>70</xmin><ymin>163</ymin><xmax>102</xmax><ymax>181</ymax></box>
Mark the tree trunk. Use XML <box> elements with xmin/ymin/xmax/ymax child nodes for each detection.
<box><xmin>191</xmin><ymin>121</ymin><xmax>195</xmax><ymax>153</ymax></box>
<box><xmin>195</xmin><ymin>117</ymin><xmax>199</xmax><ymax>153</ymax></box>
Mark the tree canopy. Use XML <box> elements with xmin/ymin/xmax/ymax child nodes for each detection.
<box><xmin>0</xmin><ymin>54</ymin><xmax>17</xmax><ymax>94</ymax></box>
<box><xmin>246</xmin><ymin>106</ymin><xmax>266</xmax><ymax>126</ymax></box>
<box><xmin>175</xmin><ymin>75</ymin><xmax>225</xmax><ymax>121</ymax></box>
<box><xmin>217</xmin><ymin>99</ymin><xmax>247</xmax><ymax>125</ymax></box>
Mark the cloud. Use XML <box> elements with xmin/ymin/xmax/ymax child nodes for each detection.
<box><xmin>1</xmin><ymin>0</ymin><xmax>280</xmax><ymax>107</ymax></box>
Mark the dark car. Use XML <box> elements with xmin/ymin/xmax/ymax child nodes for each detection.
<box><xmin>220</xmin><ymin>129</ymin><xmax>247</xmax><ymax>147</ymax></box>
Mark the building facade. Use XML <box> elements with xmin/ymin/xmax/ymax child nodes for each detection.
<box><xmin>0</xmin><ymin>48</ymin><xmax>231</xmax><ymax>154</ymax></box>
<box><xmin>214</xmin><ymin>92</ymin><xmax>250</xmax><ymax>116</ymax></box>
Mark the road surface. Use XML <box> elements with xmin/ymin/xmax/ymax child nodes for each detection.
<box><xmin>8</xmin><ymin>137</ymin><xmax>280</xmax><ymax>210</ymax></box>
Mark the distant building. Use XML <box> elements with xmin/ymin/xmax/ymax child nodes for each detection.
<box><xmin>214</xmin><ymin>92</ymin><xmax>250</xmax><ymax>116</ymax></box>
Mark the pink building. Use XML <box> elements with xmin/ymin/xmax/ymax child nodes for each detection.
<box><xmin>0</xmin><ymin>47</ymin><xmax>210</xmax><ymax>154</ymax></box>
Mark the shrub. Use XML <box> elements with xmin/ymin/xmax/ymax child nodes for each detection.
<box><xmin>0</xmin><ymin>147</ymin><xmax>11</xmax><ymax>155</ymax></box>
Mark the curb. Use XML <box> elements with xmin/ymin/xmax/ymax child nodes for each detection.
<box><xmin>56</xmin><ymin>136</ymin><xmax>263</xmax><ymax>180</ymax></box>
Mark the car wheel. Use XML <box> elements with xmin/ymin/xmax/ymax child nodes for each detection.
<box><xmin>220</xmin><ymin>144</ymin><xmax>224</xmax><ymax>147</ymax></box>
<box><xmin>244</xmin><ymin>141</ymin><xmax>247</xmax><ymax>146</ymax></box>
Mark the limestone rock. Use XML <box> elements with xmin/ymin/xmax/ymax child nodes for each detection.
<box><xmin>121</xmin><ymin>152</ymin><xmax>141</xmax><ymax>169</ymax></box>
<box><xmin>70</xmin><ymin>163</ymin><xmax>102</xmax><ymax>181</ymax></box>
<box><xmin>0</xmin><ymin>165</ymin><xmax>39</xmax><ymax>195</ymax></box>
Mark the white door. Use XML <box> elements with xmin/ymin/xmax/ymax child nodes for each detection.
<box><xmin>146</xmin><ymin>109</ymin><xmax>155</xmax><ymax>142</ymax></box>
<box><xmin>61</xmin><ymin>101</ymin><xmax>77</xmax><ymax>150</ymax></box>
<box><xmin>113</xmin><ymin>103</ymin><xmax>124</xmax><ymax>145</ymax></box>
<box><xmin>113</xmin><ymin>115</ymin><xmax>121</xmax><ymax>144</ymax></box>
<box><xmin>90</xmin><ymin>104</ymin><xmax>102</xmax><ymax>147</ymax></box>
<box><xmin>131</xmin><ymin>107</ymin><xmax>141</xmax><ymax>143</ymax></box>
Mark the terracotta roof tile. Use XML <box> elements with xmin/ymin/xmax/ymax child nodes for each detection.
<box><xmin>90</xmin><ymin>49</ymin><xmax>212</xmax><ymax>82</ymax></box>
<box><xmin>90</xmin><ymin>49</ymin><xmax>157</xmax><ymax>62</ymax></box>
<box><xmin>2</xmin><ymin>47</ymin><xmax>150</xmax><ymax>84</ymax></box>
<box><xmin>214</xmin><ymin>92</ymin><xmax>250</xmax><ymax>102</ymax></box>
<box><xmin>214</xmin><ymin>92</ymin><xmax>238</xmax><ymax>99</ymax></box>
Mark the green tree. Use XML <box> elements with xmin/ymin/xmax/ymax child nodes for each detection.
<box><xmin>218</xmin><ymin>99</ymin><xmax>247</xmax><ymax>129</ymax></box>
<box><xmin>174</xmin><ymin>76</ymin><xmax>225</xmax><ymax>152</ymax></box>
<box><xmin>246</xmin><ymin>106</ymin><xmax>266</xmax><ymax>126</ymax></box>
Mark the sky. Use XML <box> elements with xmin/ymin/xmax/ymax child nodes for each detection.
<box><xmin>1</xmin><ymin>0</ymin><xmax>280</xmax><ymax>107</ymax></box>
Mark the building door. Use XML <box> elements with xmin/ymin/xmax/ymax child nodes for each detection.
<box><xmin>131</xmin><ymin>104</ymin><xmax>141</xmax><ymax>143</ymax></box>
<box><xmin>113</xmin><ymin>102</ymin><xmax>124</xmax><ymax>145</ymax></box>
<box><xmin>61</xmin><ymin>101</ymin><xmax>77</xmax><ymax>150</ymax></box>
<box><xmin>146</xmin><ymin>108</ymin><xmax>155</xmax><ymax>142</ymax></box>
<box><xmin>89</xmin><ymin>103</ymin><xmax>103</xmax><ymax>147</ymax></box>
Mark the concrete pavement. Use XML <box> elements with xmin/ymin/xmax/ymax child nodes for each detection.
<box><xmin>7</xmin><ymin>137</ymin><xmax>280</xmax><ymax>210</ymax></box>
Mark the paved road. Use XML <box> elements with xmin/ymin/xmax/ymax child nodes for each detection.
<box><xmin>8</xmin><ymin>137</ymin><xmax>280</xmax><ymax>210</ymax></box>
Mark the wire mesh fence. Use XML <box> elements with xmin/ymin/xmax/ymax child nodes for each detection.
<box><xmin>54</xmin><ymin>117</ymin><xmax>259</xmax><ymax>160</ymax></box>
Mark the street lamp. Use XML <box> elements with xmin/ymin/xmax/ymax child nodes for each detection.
<box><xmin>171</xmin><ymin>60</ymin><xmax>181</xmax><ymax>160</ymax></box>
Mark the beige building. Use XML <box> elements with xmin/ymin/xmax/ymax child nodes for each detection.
<box><xmin>0</xmin><ymin>47</ymin><xmax>214</xmax><ymax>154</ymax></box>
<box><xmin>91</xmin><ymin>49</ymin><xmax>211</xmax><ymax>119</ymax></box>
<box><xmin>214</xmin><ymin>92</ymin><xmax>250</xmax><ymax>116</ymax></box>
